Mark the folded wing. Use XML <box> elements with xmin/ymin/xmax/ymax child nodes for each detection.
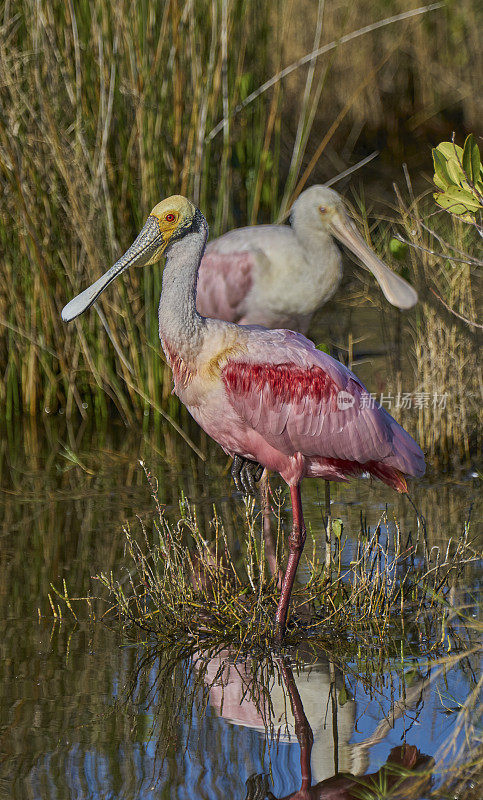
<box><xmin>196</xmin><ymin>249</ymin><xmax>256</xmax><ymax>323</ymax></box>
<box><xmin>221</xmin><ymin>329</ymin><xmax>425</xmax><ymax>479</ymax></box>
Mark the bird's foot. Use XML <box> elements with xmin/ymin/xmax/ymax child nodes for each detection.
<box><xmin>231</xmin><ymin>455</ymin><xmax>264</xmax><ymax>496</ymax></box>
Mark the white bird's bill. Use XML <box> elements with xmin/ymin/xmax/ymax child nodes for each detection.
<box><xmin>329</xmin><ymin>212</ymin><xmax>418</xmax><ymax>310</ymax></box>
<box><xmin>61</xmin><ymin>263</ymin><xmax>128</xmax><ymax>322</ymax></box>
<box><xmin>61</xmin><ymin>216</ymin><xmax>165</xmax><ymax>322</ymax></box>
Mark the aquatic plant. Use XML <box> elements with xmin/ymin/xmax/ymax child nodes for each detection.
<box><xmin>57</xmin><ymin>463</ymin><xmax>480</xmax><ymax>651</ymax></box>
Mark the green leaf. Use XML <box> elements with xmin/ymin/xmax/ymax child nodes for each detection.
<box><xmin>470</xmin><ymin>134</ymin><xmax>481</xmax><ymax>179</ymax></box>
<box><xmin>433</xmin><ymin>187</ymin><xmax>479</xmax><ymax>221</ymax></box>
<box><xmin>463</xmin><ymin>134</ymin><xmax>481</xmax><ymax>185</ymax></box>
<box><xmin>332</xmin><ymin>518</ymin><xmax>343</xmax><ymax>540</ymax></box>
<box><xmin>435</xmin><ymin>141</ymin><xmax>463</xmax><ymax>160</ymax></box>
<box><xmin>433</xmin><ymin>174</ymin><xmax>446</xmax><ymax>191</ymax></box>
<box><xmin>432</xmin><ymin>148</ymin><xmax>451</xmax><ymax>189</ymax></box>
<box><xmin>389</xmin><ymin>238</ymin><xmax>408</xmax><ymax>259</ymax></box>
<box><xmin>445</xmin><ymin>156</ymin><xmax>466</xmax><ymax>186</ymax></box>
<box><xmin>445</xmin><ymin>185</ymin><xmax>481</xmax><ymax>210</ymax></box>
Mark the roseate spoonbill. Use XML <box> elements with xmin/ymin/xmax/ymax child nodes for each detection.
<box><xmin>199</xmin><ymin>185</ymin><xmax>418</xmax><ymax>535</ymax></box>
<box><xmin>61</xmin><ymin>196</ymin><xmax>425</xmax><ymax>641</ymax></box>
<box><xmin>196</xmin><ymin>185</ymin><xmax>418</xmax><ymax>334</ymax></box>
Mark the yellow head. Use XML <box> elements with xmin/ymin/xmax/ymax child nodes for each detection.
<box><xmin>61</xmin><ymin>195</ymin><xmax>203</xmax><ymax>322</ymax></box>
<box><xmin>149</xmin><ymin>195</ymin><xmax>196</xmax><ymax>234</ymax></box>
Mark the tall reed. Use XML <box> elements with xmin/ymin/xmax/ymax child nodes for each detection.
<box><xmin>0</xmin><ymin>0</ymin><xmax>286</xmax><ymax>423</ymax></box>
<box><xmin>387</xmin><ymin>186</ymin><xmax>480</xmax><ymax>464</ymax></box>
<box><xmin>0</xmin><ymin>0</ymin><xmax>478</xmax><ymax>445</ymax></box>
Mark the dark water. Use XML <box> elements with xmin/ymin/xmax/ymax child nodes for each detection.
<box><xmin>0</xmin><ymin>413</ymin><xmax>480</xmax><ymax>799</ymax></box>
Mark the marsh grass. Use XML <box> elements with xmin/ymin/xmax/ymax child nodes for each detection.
<box><xmin>44</xmin><ymin>456</ymin><xmax>481</xmax><ymax>794</ymax></box>
<box><xmin>0</xmin><ymin>0</ymin><xmax>286</xmax><ymax>423</ymax></box>
<box><xmin>392</xmin><ymin>185</ymin><xmax>481</xmax><ymax>465</ymax></box>
<box><xmin>347</xmin><ymin>180</ymin><xmax>481</xmax><ymax>466</ymax></box>
<box><xmin>54</xmin><ymin>463</ymin><xmax>481</xmax><ymax>651</ymax></box>
<box><xmin>0</xmin><ymin>0</ymin><xmax>478</xmax><ymax>442</ymax></box>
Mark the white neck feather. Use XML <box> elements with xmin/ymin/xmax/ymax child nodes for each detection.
<box><xmin>158</xmin><ymin>222</ymin><xmax>208</xmax><ymax>360</ymax></box>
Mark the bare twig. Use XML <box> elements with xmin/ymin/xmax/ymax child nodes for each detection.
<box><xmin>393</xmin><ymin>232</ymin><xmax>482</xmax><ymax>267</ymax></box>
<box><xmin>429</xmin><ymin>289</ymin><xmax>483</xmax><ymax>330</ymax></box>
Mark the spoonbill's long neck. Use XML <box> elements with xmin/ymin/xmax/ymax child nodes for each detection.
<box><xmin>158</xmin><ymin>224</ymin><xmax>208</xmax><ymax>361</ymax></box>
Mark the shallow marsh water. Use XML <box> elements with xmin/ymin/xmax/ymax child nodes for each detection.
<box><xmin>0</xmin><ymin>409</ymin><xmax>480</xmax><ymax>800</ymax></box>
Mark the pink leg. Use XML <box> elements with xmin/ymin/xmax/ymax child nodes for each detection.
<box><xmin>260</xmin><ymin>473</ymin><xmax>283</xmax><ymax>590</ymax></box>
<box><xmin>279</xmin><ymin>658</ymin><xmax>313</xmax><ymax>790</ymax></box>
<box><xmin>274</xmin><ymin>484</ymin><xmax>306</xmax><ymax>642</ymax></box>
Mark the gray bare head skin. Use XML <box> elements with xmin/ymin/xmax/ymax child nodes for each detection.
<box><xmin>61</xmin><ymin>196</ymin><xmax>198</xmax><ymax>322</ymax></box>
<box><xmin>292</xmin><ymin>185</ymin><xmax>418</xmax><ymax>310</ymax></box>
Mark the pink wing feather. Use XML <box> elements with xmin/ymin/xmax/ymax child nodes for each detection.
<box><xmin>221</xmin><ymin>329</ymin><xmax>425</xmax><ymax>489</ymax></box>
<box><xmin>196</xmin><ymin>250</ymin><xmax>254</xmax><ymax>323</ymax></box>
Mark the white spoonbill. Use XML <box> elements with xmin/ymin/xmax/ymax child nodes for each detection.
<box><xmin>196</xmin><ymin>185</ymin><xmax>418</xmax><ymax>334</ymax></box>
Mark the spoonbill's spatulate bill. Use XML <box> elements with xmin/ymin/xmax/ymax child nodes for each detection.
<box><xmin>61</xmin><ymin>196</ymin><xmax>425</xmax><ymax>641</ymax></box>
<box><xmin>196</xmin><ymin>186</ymin><xmax>418</xmax><ymax>334</ymax></box>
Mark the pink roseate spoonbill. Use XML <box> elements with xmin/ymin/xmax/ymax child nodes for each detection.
<box><xmin>196</xmin><ymin>185</ymin><xmax>418</xmax><ymax>335</ymax></box>
<box><xmin>61</xmin><ymin>196</ymin><xmax>425</xmax><ymax>642</ymax></box>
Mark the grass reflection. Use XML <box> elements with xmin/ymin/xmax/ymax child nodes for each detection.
<box><xmin>112</xmin><ymin>631</ymin><xmax>480</xmax><ymax>799</ymax></box>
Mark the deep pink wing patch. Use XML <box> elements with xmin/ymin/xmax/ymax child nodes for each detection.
<box><xmin>221</xmin><ymin>329</ymin><xmax>425</xmax><ymax>487</ymax></box>
<box><xmin>224</xmin><ymin>362</ymin><xmax>339</xmax><ymax>405</ymax></box>
<box><xmin>196</xmin><ymin>251</ymin><xmax>254</xmax><ymax>323</ymax></box>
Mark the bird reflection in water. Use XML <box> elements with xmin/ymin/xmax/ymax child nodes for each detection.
<box><xmin>198</xmin><ymin>649</ymin><xmax>433</xmax><ymax>800</ymax></box>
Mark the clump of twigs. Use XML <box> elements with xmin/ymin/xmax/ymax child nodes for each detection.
<box><xmin>87</xmin><ymin>464</ymin><xmax>481</xmax><ymax>651</ymax></box>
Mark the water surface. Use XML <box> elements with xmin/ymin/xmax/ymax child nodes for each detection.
<box><xmin>0</xmin><ymin>415</ymin><xmax>480</xmax><ymax>799</ymax></box>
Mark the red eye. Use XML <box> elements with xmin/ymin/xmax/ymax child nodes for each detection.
<box><xmin>165</xmin><ymin>213</ymin><xmax>176</xmax><ymax>222</ymax></box>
